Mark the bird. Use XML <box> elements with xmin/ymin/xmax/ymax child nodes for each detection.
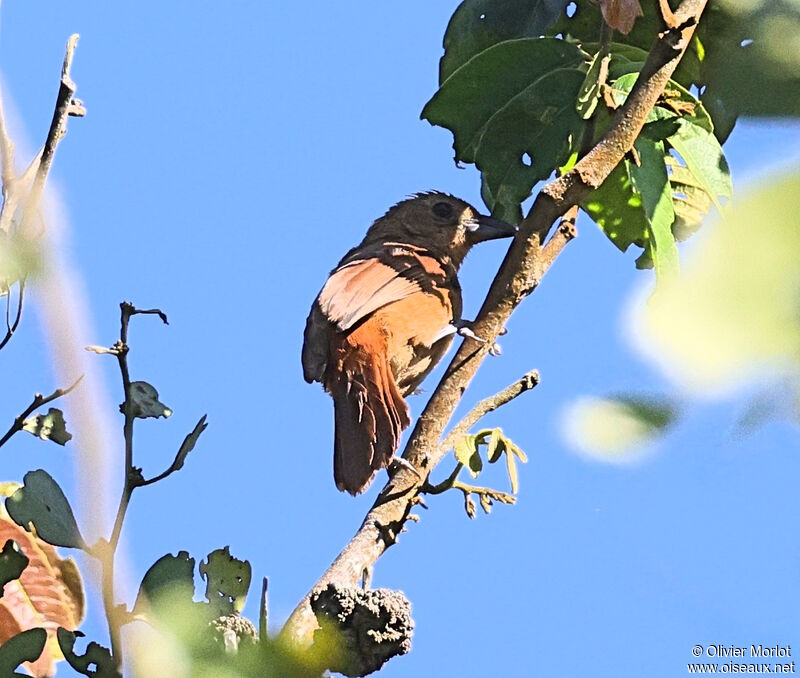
<box><xmin>302</xmin><ymin>191</ymin><xmax>516</xmax><ymax>495</ymax></box>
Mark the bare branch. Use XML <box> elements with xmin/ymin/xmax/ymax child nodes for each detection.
<box><xmin>21</xmin><ymin>34</ymin><xmax>82</xmax><ymax>237</ymax></box>
<box><xmin>0</xmin><ymin>374</ymin><xmax>83</xmax><ymax>449</ymax></box>
<box><xmin>280</xmin><ymin>0</ymin><xmax>708</xmax><ymax>645</ymax></box>
<box><xmin>439</xmin><ymin>368</ymin><xmax>539</xmax><ymax>455</ymax></box>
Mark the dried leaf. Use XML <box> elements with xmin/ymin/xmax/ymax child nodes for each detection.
<box><xmin>0</xmin><ymin>486</ymin><xmax>85</xmax><ymax>677</ymax></box>
<box><xmin>599</xmin><ymin>0</ymin><xmax>644</xmax><ymax>34</ymax></box>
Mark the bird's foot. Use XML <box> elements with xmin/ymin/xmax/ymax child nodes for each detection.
<box><xmin>435</xmin><ymin>320</ymin><xmax>506</xmax><ymax>356</ymax></box>
<box><xmin>388</xmin><ymin>457</ymin><xmax>422</xmax><ymax>480</ymax></box>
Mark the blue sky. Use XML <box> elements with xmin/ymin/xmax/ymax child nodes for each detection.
<box><xmin>1</xmin><ymin>2</ymin><xmax>799</xmax><ymax>676</ymax></box>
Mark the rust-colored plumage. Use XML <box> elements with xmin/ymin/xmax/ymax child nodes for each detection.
<box><xmin>302</xmin><ymin>192</ymin><xmax>516</xmax><ymax>494</ymax></box>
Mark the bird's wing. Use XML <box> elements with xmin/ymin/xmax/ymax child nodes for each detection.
<box><xmin>317</xmin><ymin>252</ymin><xmax>428</xmax><ymax>331</ymax></box>
<box><xmin>302</xmin><ymin>245</ymin><xmax>441</xmax><ymax>384</ymax></box>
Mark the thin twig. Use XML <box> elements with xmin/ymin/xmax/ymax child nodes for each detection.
<box><xmin>439</xmin><ymin>369</ymin><xmax>539</xmax><ymax>455</ymax></box>
<box><xmin>280</xmin><ymin>0</ymin><xmax>709</xmax><ymax>646</ymax></box>
<box><xmin>658</xmin><ymin>0</ymin><xmax>680</xmax><ymax>28</ymax></box>
<box><xmin>0</xmin><ymin>374</ymin><xmax>83</xmax><ymax>449</ymax></box>
<box><xmin>0</xmin><ymin>279</ymin><xmax>25</xmax><ymax>352</ymax></box>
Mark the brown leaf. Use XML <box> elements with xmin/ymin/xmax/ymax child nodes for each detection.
<box><xmin>0</xmin><ymin>508</ymin><xmax>85</xmax><ymax>677</ymax></box>
<box><xmin>600</xmin><ymin>0</ymin><xmax>644</xmax><ymax>34</ymax></box>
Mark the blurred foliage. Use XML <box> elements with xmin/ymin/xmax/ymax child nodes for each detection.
<box><xmin>643</xmin><ymin>171</ymin><xmax>800</xmax><ymax>395</ymax></box>
<box><xmin>561</xmin><ymin>395</ymin><xmax>678</xmax><ymax>461</ymax></box>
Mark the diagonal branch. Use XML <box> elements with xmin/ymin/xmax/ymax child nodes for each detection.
<box><xmin>281</xmin><ymin>0</ymin><xmax>707</xmax><ymax>645</ymax></box>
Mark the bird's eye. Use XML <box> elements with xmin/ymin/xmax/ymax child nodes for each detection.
<box><xmin>432</xmin><ymin>201</ymin><xmax>453</xmax><ymax>219</ymax></box>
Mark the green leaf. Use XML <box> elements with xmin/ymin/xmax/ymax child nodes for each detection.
<box><xmin>199</xmin><ymin>546</ymin><xmax>252</xmax><ymax>615</ymax></box>
<box><xmin>172</xmin><ymin>415</ymin><xmax>208</xmax><ymax>472</ymax></box>
<box><xmin>667</xmin><ymin>118</ymin><xmax>732</xmax><ymax>213</ymax></box>
<box><xmin>6</xmin><ymin>470</ymin><xmax>87</xmax><ymax>550</ymax></box>
<box><xmin>475</xmin><ymin>428</ymin><xmax>526</xmax><ymax>493</ymax></box>
<box><xmin>422</xmin><ymin>38</ymin><xmax>585</xmax><ymax>223</ymax></box>
<box><xmin>485</xmin><ymin>428</ymin><xmax>504</xmax><ymax>463</ymax></box>
<box><xmin>0</xmin><ymin>628</ymin><xmax>47</xmax><ymax>676</ymax></box>
<box><xmin>0</xmin><ymin>540</ymin><xmax>28</xmax><ymax>595</ymax></box>
<box><xmin>22</xmin><ymin>407</ymin><xmax>72</xmax><ymax>445</ymax></box>
<box><xmin>581</xmin><ymin>160</ymin><xmax>645</xmax><ymax>253</ymax></box>
<box><xmin>629</xmin><ymin>138</ymin><xmax>679</xmax><ymax>281</ymax></box>
<box><xmin>454</xmin><ymin>434</ymin><xmax>482</xmax><ymax>478</ymax></box>
<box><xmin>134</xmin><ymin>550</ymin><xmax>196</xmax><ymax>614</ymax></box>
<box><xmin>127</xmin><ymin>381</ymin><xmax>172</xmax><ymax>419</ymax></box>
<box><xmin>505</xmin><ymin>449</ymin><xmax>519</xmax><ymax>494</ymax></box>
<box><xmin>57</xmin><ymin>628</ymin><xmax>119</xmax><ymax>678</ymax></box>
<box><xmin>439</xmin><ymin>0</ymin><xmax>568</xmax><ymax>84</ymax></box>
<box><xmin>582</xmin><ymin>72</ymin><xmax>730</xmax><ymax>270</ymax></box>
<box><xmin>576</xmin><ymin>49</ymin><xmax>608</xmax><ymax>120</ymax></box>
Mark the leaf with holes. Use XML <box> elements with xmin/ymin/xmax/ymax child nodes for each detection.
<box><xmin>5</xmin><ymin>470</ymin><xmax>87</xmax><ymax>550</ymax></box>
<box><xmin>199</xmin><ymin>547</ymin><xmax>251</xmax><ymax>616</ymax></box>
<box><xmin>454</xmin><ymin>434</ymin><xmax>482</xmax><ymax>478</ymax></box>
<box><xmin>439</xmin><ymin>0</ymin><xmax>569</xmax><ymax>83</ymax></box>
<box><xmin>0</xmin><ymin>627</ymin><xmax>47</xmax><ymax>677</ymax></box>
<box><xmin>22</xmin><ymin>408</ymin><xmax>72</xmax><ymax>446</ymax></box>
<box><xmin>57</xmin><ymin>628</ymin><xmax>119</xmax><ymax>678</ymax></box>
<box><xmin>423</xmin><ymin>38</ymin><xmax>585</xmax><ymax>223</ymax></box>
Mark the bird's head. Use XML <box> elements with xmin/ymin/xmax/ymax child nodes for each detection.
<box><xmin>363</xmin><ymin>192</ymin><xmax>517</xmax><ymax>265</ymax></box>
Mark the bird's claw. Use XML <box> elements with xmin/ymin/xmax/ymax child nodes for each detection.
<box><xmin>388</xmin><ymin>457</ymin><xmax>422</xmax><ymax>480</ymax></box>
<box><xmin>456</xmin><ymin>325</ymin><xmax>485</xmax><ymax>343</ymax></box>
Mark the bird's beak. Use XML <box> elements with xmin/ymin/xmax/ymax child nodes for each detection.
<box><xmin>469</xmin><ymin>214</ymin><xmax>518</xmax><ymax>243</ymax></box>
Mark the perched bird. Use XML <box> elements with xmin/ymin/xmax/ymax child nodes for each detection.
<box><xmin>302</xmin><ymin>192</ymin><xmax>516</xmax><ymax>495</ymax></box>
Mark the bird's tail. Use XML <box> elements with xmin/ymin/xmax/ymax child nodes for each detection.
<box><xmin>327</xmin><ymin>344</ymin><xmax>410</xmax><ymax>495</ymax></box>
